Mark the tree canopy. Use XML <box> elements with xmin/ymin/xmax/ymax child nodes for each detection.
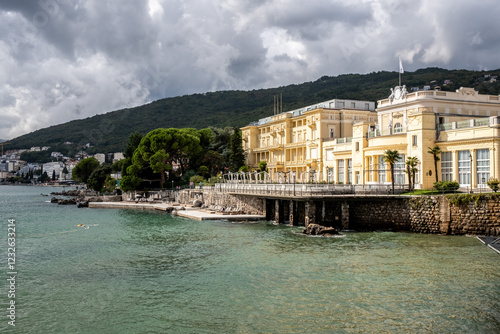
<box><xmin>72</xmin><ymin>157</ymin><xmax>100</xmax><ymax>184</ymax></box>
<box><xmin>229</xmin><ymin>128</ymin><xmax>245</xmax><ymax>172</ymax></box>
<box><xmin>128</xmin><ymin>128</ymin><xmax>203</xmax><ymax>188</ymax></box>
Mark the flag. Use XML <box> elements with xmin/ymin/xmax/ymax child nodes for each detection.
<box><xmin>399</xmin><ymin>57</ymin><xmax>404</xmax><ymax>74</ymax></box>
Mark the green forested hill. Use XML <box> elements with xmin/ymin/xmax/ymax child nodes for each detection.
<box><xmin>6</xmin><ymin>67</ymin><xmax>500</xmax><ymax>153</ymax></box>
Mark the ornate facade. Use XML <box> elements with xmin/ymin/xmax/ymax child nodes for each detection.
<box><xmin>241</xmin><ymin>88</ymin><xmax>500</xmax><ymax>189</ymax></box>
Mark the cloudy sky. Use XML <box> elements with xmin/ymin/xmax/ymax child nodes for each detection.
<box><xmin>1</xmin><ymin>0</ymin><xmax>499</xmax><ymax>140</ymax></box>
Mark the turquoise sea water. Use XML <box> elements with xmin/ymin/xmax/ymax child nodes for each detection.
<box><xmin>0</xmin><ymin>185</ymin><xmax>499</xmax><ymax>333</ymax></box>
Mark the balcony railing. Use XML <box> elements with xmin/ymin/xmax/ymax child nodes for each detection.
<box><xmin>213</xmin><ymin>183</ymin><xmax>409</xmax><ymax>196</ymax></box>
<box><xmin>336</xmin><ymin>137</ymin><xmax>353</xmax><ymax>144</ymax></box>
<box><xmin>367</xmin><ymin>128</ymin><xmax>406</xmax><ymax>138</ymax></box>
<box><xmin>439</xmin><ymin>117</ymin><xmax>491</xmax><ymax>131</ymax></box>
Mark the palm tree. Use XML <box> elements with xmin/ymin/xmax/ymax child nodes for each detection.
<box><xmin>427</xmin><ymin>146</ymin><xmax>442</xmax><ymax>183</ymax></box>
<box><xmin>383</xmin><ymin>149</ymin><xmax>400</xmax><ymax>194</ymax></box>
<box><xmin>405</xmin><ymin>156</ymin><xmax>419</xmax><ymax>192</ymax></box>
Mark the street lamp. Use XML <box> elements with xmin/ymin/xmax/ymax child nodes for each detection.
<box><xmin>469</xmin><ymin>153</ymin><xmax>473</xmax><ymax>193</ymax></box>
<box><xmin>172</xmin><ymin>180</ymin><xmax>174</xmax><ymax>192</ymax></box>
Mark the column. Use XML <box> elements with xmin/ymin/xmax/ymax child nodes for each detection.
<box><xmin>304</xmin><ymin>201</ymin><xmax>316</xmax><ymax>227</ymax></box>
<box><xmin>470</xmin><ymin>149</ymin><xmax>476</xmax><ymax>188</ymax></box>
<box><xmin>344</xmin><ymin>159</ymin><xmax>348</xmax><ymax>184</ymax></box>
<box><xmin>453</xmin><ymin>150</ymin><xmax>459</xmax><ymax>184</ymax></box>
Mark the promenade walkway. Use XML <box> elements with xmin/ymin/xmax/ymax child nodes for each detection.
<box><xmin>175</xmin><ymin>209</ymin><xmax>265</xmax><ymax>221</ymax></box>
<box><xmin>88</xmin><ymin>202</ymin><xmax>265</xmax><ymax>221</ymax></box>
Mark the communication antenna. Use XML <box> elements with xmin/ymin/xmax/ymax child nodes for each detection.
<box><xmin>274</xmin><ymin>95</ymin><xmax>277</xmax><ymax>115</ymax></box>
<box><xmin>273</xmin><ymin>94</ymin><xmax>284</xmax><ymax>115</ymax></box>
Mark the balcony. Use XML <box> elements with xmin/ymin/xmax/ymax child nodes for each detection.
<box><xmin>368</xmin><ymin>128</ymin><xmax>407</xmax><ymax>138</ymax></box>
<box><xmin>438</xmin><ymin>117</ymin><xmax>492</xmax><ymax>131</ymax></box>
<box><xmin>267</xmin><ymin>160</ymin><xmax>284</xmax><ymax>167</ymax></box>
<box><xmin>322</xmin><ymin>137</ymin><xmax>352</xmax><ymax>144</ymax></box>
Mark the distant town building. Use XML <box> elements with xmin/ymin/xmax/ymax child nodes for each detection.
<box><xmin>30</xmin><ymin>147</ymin><xmax>41</xmax><ymax>152</ymax></box>
<box><xmin>75</xmin><ymin>151</ymin><xmax>88</xmax><ymax>160</ymax></box>
<box><xmin>64</xmin><ymin>161</ymin><xmax>79</xmax><ymax>179</ymax></box>
<box><xmin>0</xmin><ymin>171</ymin><xmax>11</xmax><ymax>181</ymax></box>
<box><xmin>42</xmin><ymin>162</ymin><xmax>64</xmax><ymax>179</ymax></box>
<box><xmin>93</xmin><ymin>153</ymin><xmax>105</xmax><ymax>164</ymax></box>
<box><xmin>113</xmin><ymin>152</ymin><xmax>125</xmax><ymax>162</ymax></box>
<box><xmin>41</xmin><ymin>146</ymin><xmax>50</xmax><ymax>151</ymax></box>
<box><xmin>0</xmin><ymin>161</ymin><xmax>21</xmax><ymax>172</ymax></box>
<box><xmin>51</xmin><ymin>152</ymin><xmax>64</xmax><ymax>159</ymax></box>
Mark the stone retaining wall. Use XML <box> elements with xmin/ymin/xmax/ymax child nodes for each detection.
<box><xmin>349</xmin><ymin>198</ymin><xmax>411</xmax><ymax>231</ymax></box>
<box><xmin>408</xmin><ymin>197</ymin><xmax>442</xmax><ymax>234</ymax></box>
<box><xmin>447</xmin><ymin>194</ymin><xmax>500</xmax><ymax>236</ymax></box>
<box><xmin>177</xmin><ymin>189</ymin><xmax>500</xmax><ymax>236</ymax></box>
<box><xmin>178</xmin><ymin>189</ymin><xmax>265</xmax><ymax>215</ymax></box>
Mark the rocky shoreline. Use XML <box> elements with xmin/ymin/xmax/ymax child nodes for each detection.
<box><xmin>49</xmin><ymin>189</ymin><xmax>121</xmax><ymax>208</ymax></box>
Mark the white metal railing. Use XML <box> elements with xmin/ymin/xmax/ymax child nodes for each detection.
<box><xmin>212</xmin><ymin>183</ymin><xmax>408</xmax><ymax>196</ymax></box>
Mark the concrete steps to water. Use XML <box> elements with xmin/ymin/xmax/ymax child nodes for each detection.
<box><xmin>477</xmin><ymin>236</ymin><xmax>500</xmax><ymax>254</ymax></box>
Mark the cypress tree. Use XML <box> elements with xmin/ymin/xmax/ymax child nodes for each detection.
<box><xmin>229</xmin><ymin>128</ymin><xmax>245</xmax><ymax>172</ymax></box>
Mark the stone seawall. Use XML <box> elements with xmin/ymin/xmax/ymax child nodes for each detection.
<box><xmin>447</xmin><ymin>194</ymin><xmax>500</xmax><ymax>235</ymax></box>
<box><xmin>177</xmin><ymin>190</ymin><xmax>500</xmax><ymax>236</ymax></box>
<box><xmin>408</xmin><ymin>197</ymin><xmax>442</xmax><ymax>234</ymax></box>
<box><xmin>178</xmin><ymin>189</ymin><xmax>265</xmax><ymax>215</ymax></box>
<box><xmin>349</xmin><ymin>198</ymin><xmax>411</xmax><ymax>231</ymax></box>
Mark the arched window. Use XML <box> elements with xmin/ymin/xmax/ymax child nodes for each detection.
<box><xmin>394</xmin><ymin>123</ymin><xmax>403</xmax><ymax>133</ymax></box>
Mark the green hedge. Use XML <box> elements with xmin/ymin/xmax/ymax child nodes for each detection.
<box><xmin>433</xmin><ymin>181</ymin><xmax>459</xmax><ymax>192</ymax></box>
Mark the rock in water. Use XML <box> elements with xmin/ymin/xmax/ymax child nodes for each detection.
<box><xmin>77</xmin><ymin>201</ymin><xmax>89</xmax><ymax>208</ymax></box>
<box><xmin>303</xmin><ymin>223</ymin><xmax>339</xmax><ymax>236</ymax></box>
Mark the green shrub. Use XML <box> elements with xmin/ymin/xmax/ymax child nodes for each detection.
<box><xmin>433</xmin><ymin>181</ymin><xmax>459</xmax><ymax>192</ymax></box>
<box><xmin>447</xmin><ymin>193</ymin><xmax>487</xmax><ymax>206</ymax></box>
<box><xmin>189</xmin><ymin>175</ymin><xmax>205</xmax><ymax>184</ymax></box>
<box><xmin>487</xmin><ymin>178</ymin><xmax>499</xmax><ymax>192</ymax></box>
<box><xmin>208</xmin><ymin>176</ymin><xmax>221</xmax><ymax>184</ymax></box>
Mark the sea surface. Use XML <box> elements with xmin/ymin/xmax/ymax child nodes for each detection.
<box><xmin>0</xmin><ymin>185</ymin><xmax>499</xmax><ymax>333</ymax></box>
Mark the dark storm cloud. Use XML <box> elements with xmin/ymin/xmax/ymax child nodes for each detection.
<box><xmin>1</xmin><ymin>0</ymin><xmax>500</xmax><ymax>139</ymax></box>
<box><xmin>266</xmin><ymin>1</ymin><xmax>372</xmax><ymax>32</ymax></box>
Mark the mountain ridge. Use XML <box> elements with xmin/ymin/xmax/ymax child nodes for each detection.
<box><xmin>5</xmin><ymin>67</ymin><xmax>500</xmax><ymax>153</ymax></box>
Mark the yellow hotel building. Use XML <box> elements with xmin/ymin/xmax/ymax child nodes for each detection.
<box><xmin>241</xmin><ymin>87</ymin><xmax>500</xmax><ymax>189</ymax></box>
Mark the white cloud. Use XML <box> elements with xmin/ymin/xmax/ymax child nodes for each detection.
<box><xmin>0</xmin><ymin>0</ymin><xmax>500</xmax><ymax>139</ymax></box>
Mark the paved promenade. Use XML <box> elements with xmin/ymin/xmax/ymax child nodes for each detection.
<box><xmin>88</xmin><ymin>202</ymin><xmax>266</xmax><ymax>221</ymax></box>
<box><xmin>175</xmin><ymin>209</ymin><xmax>265</xmax><ymax>221</ymax></box>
